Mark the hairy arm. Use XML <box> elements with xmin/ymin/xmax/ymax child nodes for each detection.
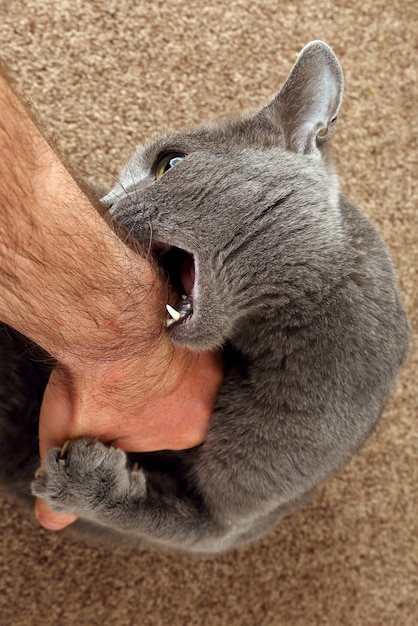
<box><xmin>0</xmin><ymin>63</ymin><xmax>163</xmax><ymax>361</ymax></box>
<box><xmin>0</xmin><ymin>64</ymin><xmax>222</xmax><ymax>529</ymax></box>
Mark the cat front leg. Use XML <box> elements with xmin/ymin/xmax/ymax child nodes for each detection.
<box><xmin>31</xmin><ymin>438</ymin><xmax>214</xmax><ymax>549</ymax></box>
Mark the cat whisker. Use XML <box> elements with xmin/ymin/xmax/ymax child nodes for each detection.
<box><xmin>145</xmin><ymin>220</ymin><xmax>153</xmax><ymax>260</ymax></box>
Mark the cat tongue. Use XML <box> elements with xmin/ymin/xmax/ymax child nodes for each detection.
<box><xmin>180</xmin><ymin>254</ymin><xmax>195</xmax><ymax>295</ymax></box>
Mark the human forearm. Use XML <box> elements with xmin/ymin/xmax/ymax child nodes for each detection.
<box><xmin>0</xmin><ymin>64</ymin><xmax>164</xmax><ymax>364</ymax></box>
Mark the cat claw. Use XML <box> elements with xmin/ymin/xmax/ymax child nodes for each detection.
<box><xmin>34</xmin><ymin>466</ymin><xmax>45</xmax><ymax>479</ymax></box>
<box><xmin>59</xmin><ymin>440</ymin><xmax>71</xmax><ymax>459</ymax></box>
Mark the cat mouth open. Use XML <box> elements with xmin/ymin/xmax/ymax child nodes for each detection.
<box><xmin>152</xmin><ymin>244</ymin><xmax>196</xmax><ymax>329</ymax></box>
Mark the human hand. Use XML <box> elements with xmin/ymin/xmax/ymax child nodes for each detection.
<box><xmin>35</xmin><ymin>345</ymin><xmax>223</xmax><ymax>530</ymax></box>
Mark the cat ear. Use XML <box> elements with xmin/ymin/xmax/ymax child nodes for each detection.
<box><xmin>261</xmin><ymin>41</ymin><xmax>344</xmax><ymax>154</ymax></box>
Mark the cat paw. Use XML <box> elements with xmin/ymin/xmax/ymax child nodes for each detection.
<box><xmin>31</xmin><ymin>438</ymin><xmax>146</xmax><ymax>517</ymax></box>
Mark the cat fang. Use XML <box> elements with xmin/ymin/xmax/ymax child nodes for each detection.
<box><xmin>166</xmin><ymin>303</ymin><xmax>181</xmax><ymax>324</ymax></box>
<box><xmin>166</xmin><ymin>297</ymin><xmax>193</xmax><ymax>328</ymax></box>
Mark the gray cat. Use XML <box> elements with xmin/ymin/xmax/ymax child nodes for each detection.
<box><xmin>1</xmin><ymin>42</ymin><xmax>410</xmax><ymax>553</ymax></box>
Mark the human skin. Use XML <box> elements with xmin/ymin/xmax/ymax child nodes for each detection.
<box><xmin>0</xmin><ymin>64</ymin><xmax>223</xmax><ymax>530</ymax></box>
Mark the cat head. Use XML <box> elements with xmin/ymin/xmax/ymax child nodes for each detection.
<box><xmin>104</xmin><ymin>41</ymin><xmax>344</xmax><ymax>350</ymax></box>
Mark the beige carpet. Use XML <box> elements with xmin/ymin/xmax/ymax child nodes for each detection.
<box><xmin>0</xmin><ymin>1</ymin><xmax>417</xmax><ymax>624</ymax></box>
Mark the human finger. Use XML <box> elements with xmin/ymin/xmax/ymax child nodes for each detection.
<box><xmin>34</xmin><ymin>497</ymin><xmax>78</xmax><ymax>530</ymax></box>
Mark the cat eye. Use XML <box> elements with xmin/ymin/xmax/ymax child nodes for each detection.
<box><xmin>155</xmin><ymin>153</ymin><xmax>185</xmax><ymax>180</ymax></box>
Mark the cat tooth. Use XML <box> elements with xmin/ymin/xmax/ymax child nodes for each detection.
<box><xmin>178</xmin><ymin>297</ymin><xmax>193</xmax><ymax>317</ymax></box>
<box><xmin>166</xmin><ymin>304</ymin><xmax>181</xmax><ymax>321</ymax></box>
<box><xmin>166</xmin><ymin>318</ymin><xmax>177</xmax><ymax>328</ymax></box>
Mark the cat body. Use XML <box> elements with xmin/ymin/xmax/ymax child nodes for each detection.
<box><xmin>1</xmin><ymin>42</ymin><xmax>410</xmax><ymax>552</ymax></box>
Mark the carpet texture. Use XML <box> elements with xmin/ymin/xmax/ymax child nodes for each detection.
<box><xmin>0</xmin><ymin>1</ymin><xmax>416</xmax><ymax>625</ymax></box>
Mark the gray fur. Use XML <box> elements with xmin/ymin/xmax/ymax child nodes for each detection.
<box><xmin>0</xmin><ymin>42</ymin><xmax>410</xmax><ymax>553</ymax></box>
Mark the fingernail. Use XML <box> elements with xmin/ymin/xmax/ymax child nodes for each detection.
<box><xmin>37</xmin><ymin>512</ymin><xmax>78</xmax><ymax>531</ymax></box>
<box><xmin>35</xmin><ymin>499</ymin><xmax>77</xmax><ymax>530</ymax></box>
<box><xmin>38</xmin><ymin>515</ymin><xmax>68</xmax><ymax>531</ymax></box>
